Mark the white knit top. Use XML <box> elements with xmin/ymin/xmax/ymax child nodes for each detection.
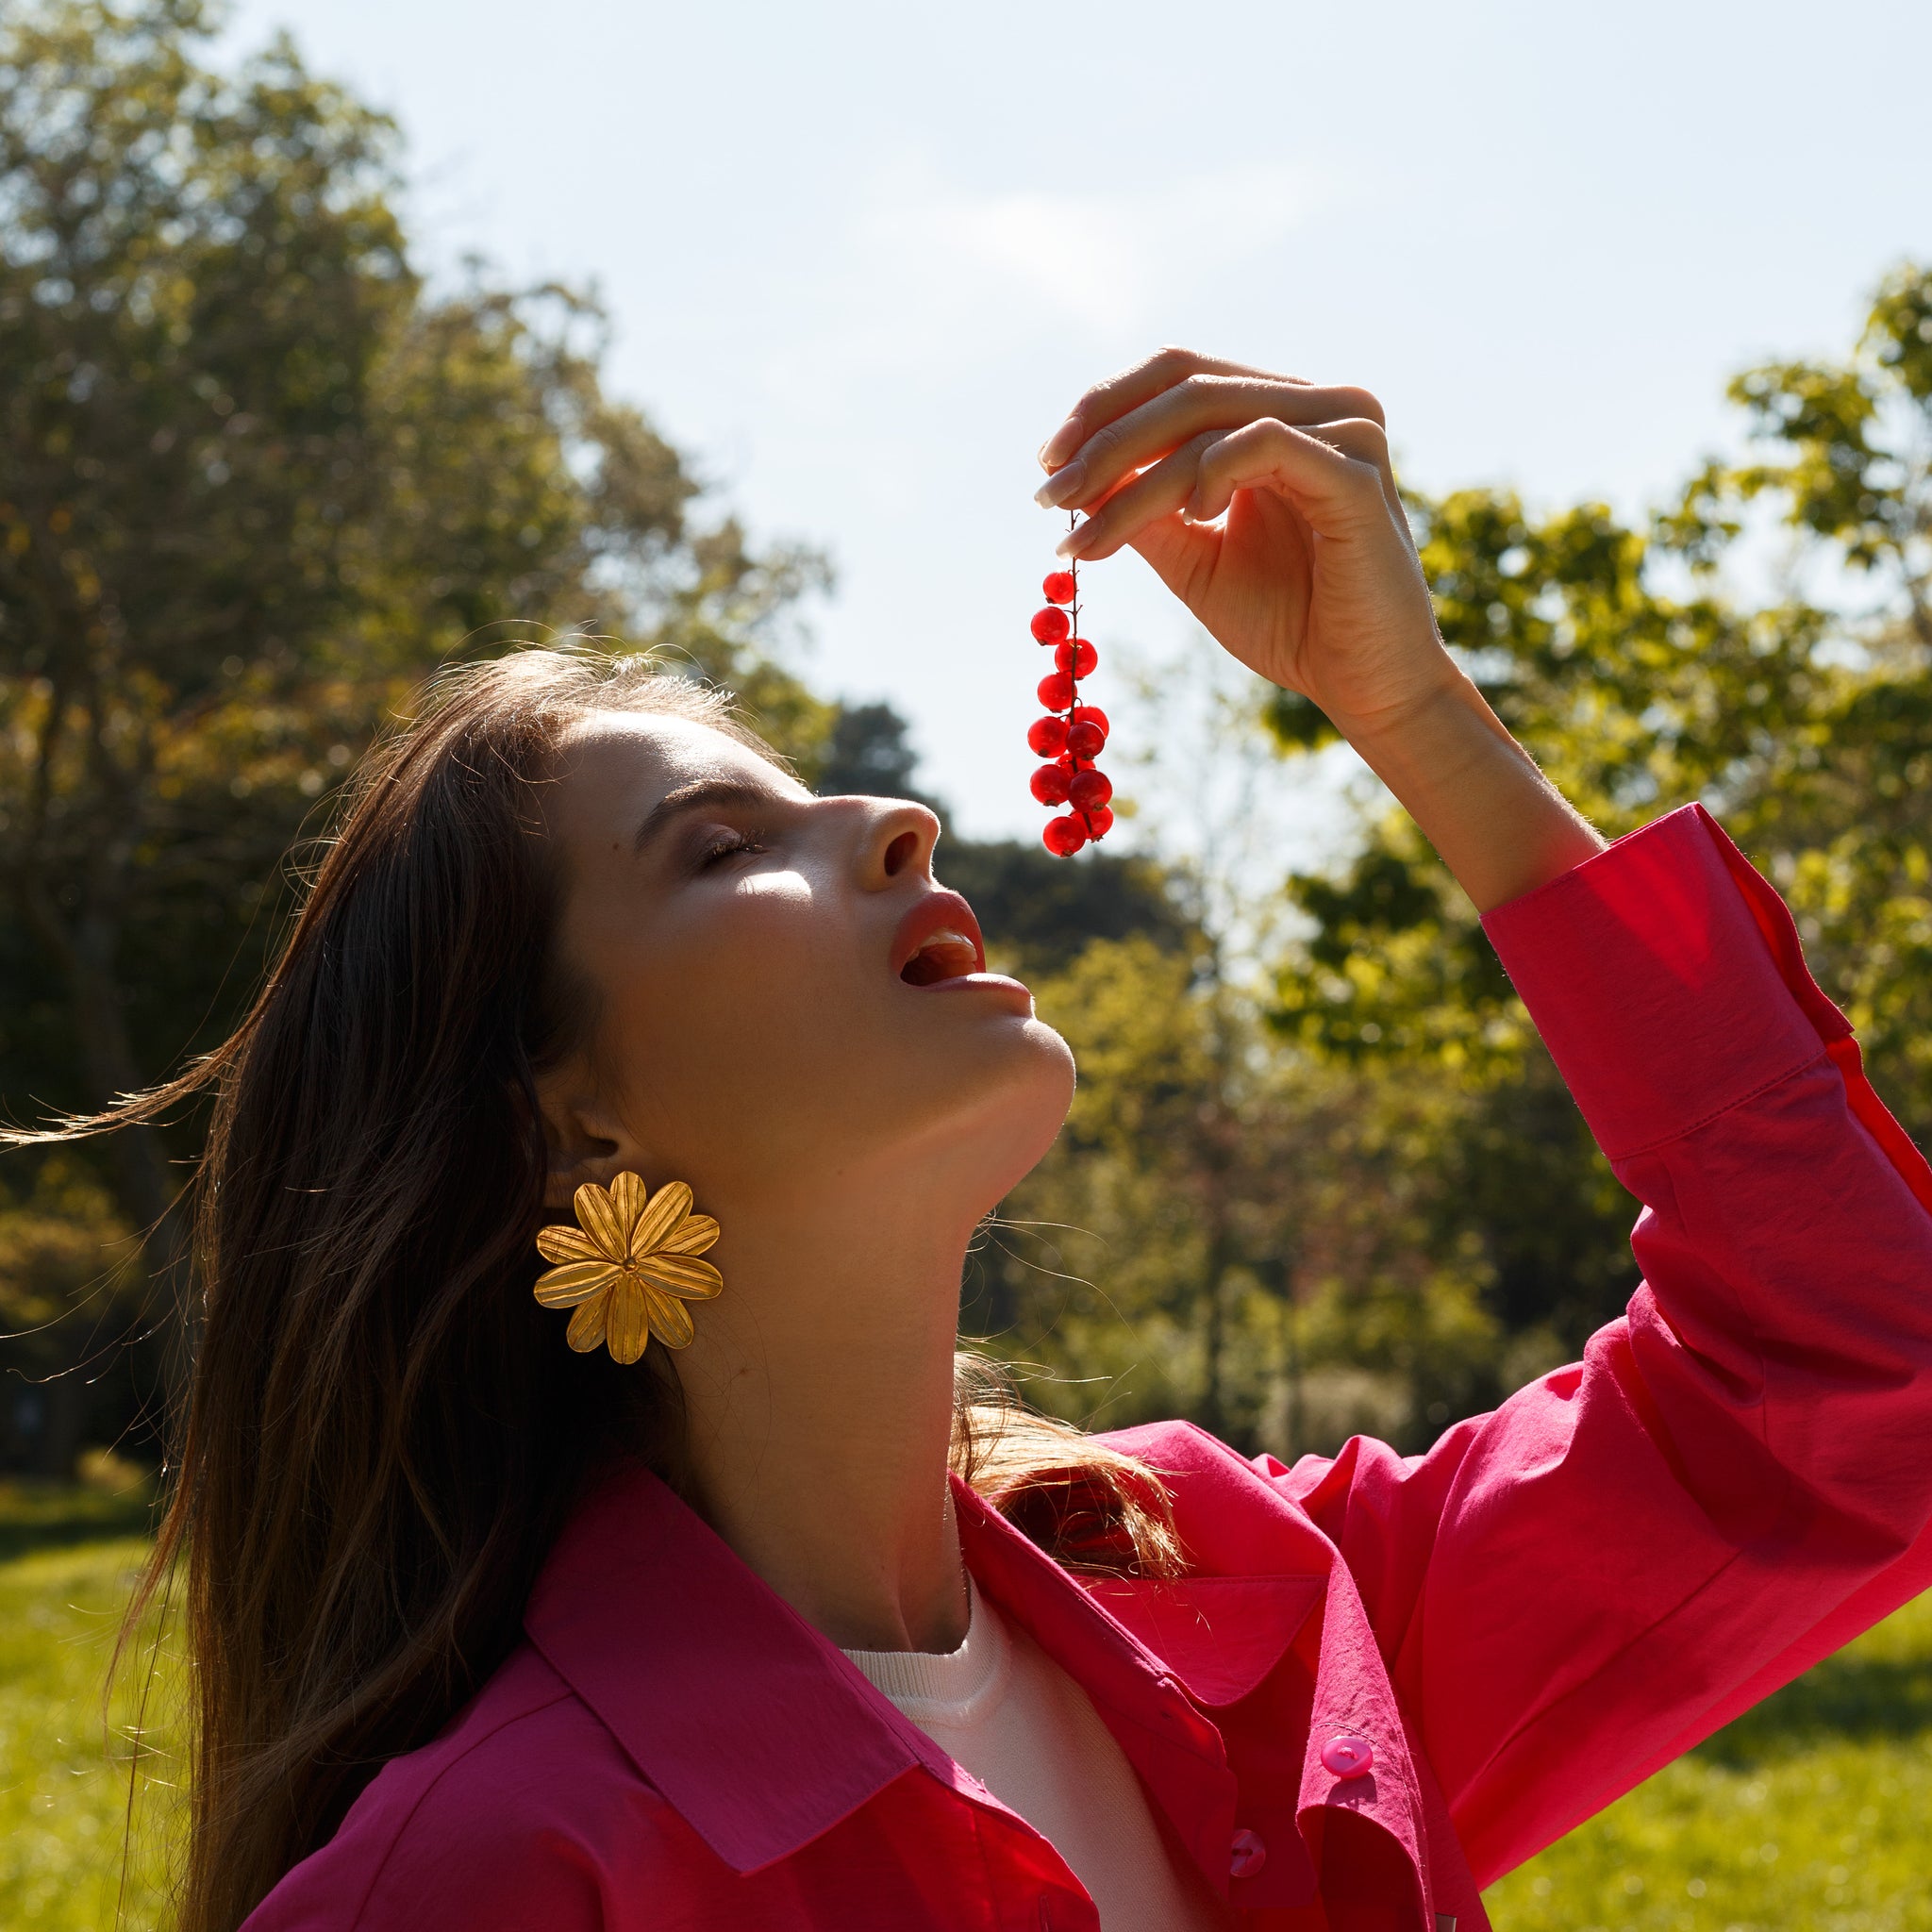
<box><xmin>843</xmin><ymin>1575</ymin><xmax>1229</xmax><ymax>1931</ymax></box>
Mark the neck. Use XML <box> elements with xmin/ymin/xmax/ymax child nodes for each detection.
<box><xmin>669</xmin><ymin>1165</ymin><xmax>977</xmax><ymax>1654</ymax></box>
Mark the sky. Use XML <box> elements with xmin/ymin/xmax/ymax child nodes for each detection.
<box><xmin>225</xmin><ymin>0</ymin><xmax>1932</xmax><ymax>856</ymax></box>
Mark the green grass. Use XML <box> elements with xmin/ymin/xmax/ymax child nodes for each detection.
<box><xmin>1485</xmin><ymin>1589</ymin><xmax>1932</xmax><ymax>1930</ymax></box>
<box><xmin>2</xmin><ymin>1484</ymin><xmax>1927</xmax><ymax>1931</ymax></box>
<box><xmin>0</xmin><ymin>1484</ymin><xmax>180</xmax><ymax>1930</ymax></box>
<box><xmin>0</xmin><ymin>1475</ymin><xmax>157</xmax><ymax>1564</ymax></box>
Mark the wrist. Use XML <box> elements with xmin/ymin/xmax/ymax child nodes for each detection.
<box><xmin>1324</xmin><ymin>660</ymin><xmax>1481</xmax><ymax>763</ymax></box>
<box><xmin>1306</xmin><ymin>639</ymin><xmax>1474</xmax><ymax>763</ymax></box>
<box><xmin>1332</xmin><ymin>672</ymin><xmax>1606</xmax><ymax>914</ymax></box>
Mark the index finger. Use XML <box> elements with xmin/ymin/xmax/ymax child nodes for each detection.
<box><xmin>1040</xmin><ymin>346</ymin><xmax>1307</xmax><ymax>469</ymax></box>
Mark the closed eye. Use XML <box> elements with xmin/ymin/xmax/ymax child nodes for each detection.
<box><xmin>696</xmin><ymin>828</ymin><xmax>768</xmax><ymax>868</ymax></box>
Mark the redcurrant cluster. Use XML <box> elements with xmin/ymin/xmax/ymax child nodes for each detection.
<box><xmin>1026</xmin><ymin>556</ymin><xmax>1111</xmax><ymax>856</ymax></box>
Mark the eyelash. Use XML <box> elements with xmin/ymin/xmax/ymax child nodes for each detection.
<box><xmin>698</xmin><ymin>829</ymin><xmax>767</xmax><ymax>868</ymax></box>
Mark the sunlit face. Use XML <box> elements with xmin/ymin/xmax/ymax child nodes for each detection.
<box><xmin>534</xmin><ymin>712</ymin><xmax>1076</xmax><ymax>1223</ymax></box>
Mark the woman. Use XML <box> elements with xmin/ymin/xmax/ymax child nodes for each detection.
<box><xmin>55</xmin><ymin>352</ymin><xmax>1932</xmax><ymax>1932</ymax></box>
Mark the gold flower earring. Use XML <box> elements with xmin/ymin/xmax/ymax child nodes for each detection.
<box><xmin>533</xmin><ymin>1172</ymin><xmax>723</xmax><ymax>1364</ymax></box>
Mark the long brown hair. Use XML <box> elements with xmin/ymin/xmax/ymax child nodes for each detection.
<box><xmin>14</xmin><ymin>647</ymin><xmax>1175</xmax><ymax>1932</ymax></box>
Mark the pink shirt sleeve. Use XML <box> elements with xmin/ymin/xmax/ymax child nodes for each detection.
<box><xmin>1267</xmin><ymin>803</ymin><xmax>1932</xmax><ymax>1885</ymax></box>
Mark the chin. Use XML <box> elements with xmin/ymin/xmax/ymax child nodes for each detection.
<box><xmin>687</xmin><ymin>989</ymin><xmax>1076</xmax><ymax>1211</ymax></box>
<box><xmin>899</xmin><ymin>1013</ymin><xmax>1075</xmax><ymax>1206</ymax></box>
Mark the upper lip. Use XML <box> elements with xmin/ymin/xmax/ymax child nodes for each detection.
<box><xmin>891</xmin><ymin>890</ymin><xmax>987</xmax><ymax>980</ymax></box>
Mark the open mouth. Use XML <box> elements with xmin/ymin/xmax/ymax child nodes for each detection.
<box><xmin>892</xmin><ymin>891</ymin><xmax>990</xmax><ymax>988</ymax></box>
<box><xmin>899</xmin><ymin>927</ymin><xmax>982</xmax><ymax>987</ymax></box>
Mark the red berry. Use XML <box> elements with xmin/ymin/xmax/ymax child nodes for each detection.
<box><xmin>1026</xmin><ymin>714</ymin><xmax>1069</xmax><ymax>756</ymax></box>
<box><xmin>1037</xmin><ymin>670</ymin><xmax>1075</xmax><ymax>710</ymax></box>
<box><xmin>1030</xmin><ymin>606</ymin><xmax>1071</xmax><ymax>645</ymax></box>
<box><xmin>1054</xmin><ymin>638</ymin><xmax>1098</xmax><ymax>676</ymax></box>
<box><xmin>1065</xmin><ymin>720</ymin><xmax>1104</xmax><ymax>759</ymax></box>
<box><xmin>1029</xmin><ymin>762</ymin><xmax>1073</xmax><ymax>805</ymax></box>
<box><xmin>1083</xmin><ymin>805</ymin><xmax>1115</xmax><ymax>838</ymax></box>
<box><xmin>1069</xmin><ymin>704</ymin><xmax>1108</xmax><ymax>738</ymax></box>
<box><xmin>1068</xmin><ymin>768</ymin><xmax>1112</xmax><ymax>812</ymax></box>
<box><xmin>1042</xmin><ymin>814</ymin><xmax>1088</xmax><ymax>857</ymax></box>
<box><xmin>1042</xmin><ymin>570</ymin><xmax>1077</xmax><ymax>606</ymax></box>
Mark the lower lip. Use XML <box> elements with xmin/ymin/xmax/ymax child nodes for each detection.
<box><xmin>906</xmin><ymin>970</ymin><xmax>1033</xmax><ymax>1002</ymax></box>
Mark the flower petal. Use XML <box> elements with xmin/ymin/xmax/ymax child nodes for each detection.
<box><xmin>629</xmin><ymin>1181</ymin><xmax>693</xmax><ymax>1259</ymax></box>
<box><xmin>638</xmin><ymin>1254</ymin><xmax>723</xmax><ymax>1301</ymax></box>
<box><xmin>659</xmin><ymin>1214</ymin><xmax>719</xmax><ymax>1257</ymax></box>
<box><xmin>566</xmin><ymin>1294</ymin><xmax>609</xmax><ymax>1354</ymax></box>
<box><xmin>643</xmin><ymin>1284</ymin><xmax>696</xmax><ymax>1350</ymax></box>
<box><xmin>605</xmin><ymin>1275</ymin><xmax>650</xmax><ymax>1365</ymax></box>
<box><xmin>573</xmin><ymin>1182</ymin><xmax>629</xmax><ymax>1262</ymax></box>
<box><xmin>534</xmin><ymin>1261</ymin><xmax>619</xmax><ymax>1308</ymax></box>
<box><xmin>536</xmin><ymin>1224</ymin><xmax>604</xmax><ymax>1265</ymax></box>
<box><xmin>608</xmin><ymin>1172</ymin><xmax>647</xmax><ymax>1245</ymax></box>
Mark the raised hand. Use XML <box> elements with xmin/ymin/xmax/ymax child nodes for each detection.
<box><xmin>1037</xmin><ymin>348</ymin><xmax>1607</xmax><ymax>911</ymax></box>
<box><xmin>1035</xmin><ymin>348</ymin><xmax>1448</xmax><ymax>741</ymax></box>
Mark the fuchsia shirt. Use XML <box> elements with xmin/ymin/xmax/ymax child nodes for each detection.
<box><xmin>245</xmin><ymin>805</ymin><xmax>1932</xmax><ymax>1932</ymax></box>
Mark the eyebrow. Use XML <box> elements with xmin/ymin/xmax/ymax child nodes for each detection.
<box><xmin>631</xmin><ymin>776</ymin><xmax>786</xmax><ymax>856</ymax></box>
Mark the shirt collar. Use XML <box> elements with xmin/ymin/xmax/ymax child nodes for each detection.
<box><xmin>522</xmin><ymin>1461</ymin><xmax>947</xmax><ymax>1874</ymax></box>
<box><xmin>524</xmin><ymin>1459</ymin><xmax>1250</xmax><ymax>1878</ymax></box>
<box><xmin>520</xmin><ymin>1456</ymin><xmax>1328</xmax><ymax>1890</ymax></box>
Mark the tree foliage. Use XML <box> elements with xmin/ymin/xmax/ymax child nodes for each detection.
<box><xmin>0</xmin><ymin>0</ymin><xmax>828</xmax><ymax>1450</ymax></box>
<box><xmin>1266</xmin><ymin>260</ymin><xmax>1932</xmax><ymax>1362</ymax></box>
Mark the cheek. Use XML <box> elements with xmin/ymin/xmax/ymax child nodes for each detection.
<box><xmin>606</xmin><ymin>879</ymin><xmax>870</xmax><ymax>1149</ymax></box>
<box><xmin>595</xmin><ymin>876</ymin><xmax>1074</xmax><ymax>1192</ymax></box>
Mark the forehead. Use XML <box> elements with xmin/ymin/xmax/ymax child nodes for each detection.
<box><xmin>549</xmin><ymin>710</ymin><xmax>803</xmax><ymax>820</ymax></box>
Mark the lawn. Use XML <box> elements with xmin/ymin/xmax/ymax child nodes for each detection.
<box><xmin>1486</xmin><ymin>1586</ymin><xmax>1932</xmax><ymax>1931</ymax></box>
<box><xmin>1</xmin><ymin>1483</ymin><xmax>1926</xmax><ymax>1929</ymax></box>
<box><xmin>0</xmin><ymin>1481</ymin><xmax>178</xmax><ymax>1930</ymax></box>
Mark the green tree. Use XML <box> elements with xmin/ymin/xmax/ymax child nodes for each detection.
<box><xmin>1717</xmin><ymin>262</ymin><xmax>1932</xmax><ymax>1113</ymax></box>
<box><xmin>971</xmin><ymin>662</ymin><xmax>1505</xmax><ymax>1457</ymax></box>
<box><xmin>968</xmin><ymin>931</ymin><xmax>1282</xmax><ymax>1440</ymax></box>
<box><xmin>0</xmin><ymin>0</ymin><xmax>828</xmax><ymax>1424</ymax></box>
<box><xmin>971</xmin><ymin>930</ymin><xmax>1507</xmax><ymax>1457</ymax></box>
<box><xmin>1267</xmin><ymin>261</ymin><xmax>1932</xmax><ymax>1374</ymax></box>
<box><xmin>0</xmin><ymin>1159</ymin><xmax>138</xmax><ymax>1474</ymax></box>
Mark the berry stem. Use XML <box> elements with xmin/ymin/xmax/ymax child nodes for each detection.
<box><xmin>1066</xmin><ymin>511</ymin><xmax>1090</xmax><ymax>829</ymax></box>
<box><xmin>1066</xmin><ymin>510</ymin><xmax>1081</xmax><ymax>773</ymax></box>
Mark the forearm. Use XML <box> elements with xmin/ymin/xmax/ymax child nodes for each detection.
<box><xmin>1284</xmin><ymin>806</ymin><xmax>1932</xmax><ymax>1881</ymax></box>
<box><xmin>1337</xmin><ymin>667</ymin><xmax>1606</xmax><ymax>913</ymax></box>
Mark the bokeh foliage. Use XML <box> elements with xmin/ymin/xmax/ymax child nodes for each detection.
<box><xmin>1261</xmin><ymin>262</ymin><xmax>1932</xmax><ymax>1386</ymax></box>
<box><xmin>0</xmin><ymin>0</ymin><xmax>830</xmax><ymax>1441</ymax></box>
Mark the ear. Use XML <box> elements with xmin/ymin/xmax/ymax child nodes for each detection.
<box><xmin>533</xmin><ymin>1065</ymin><xmax>653</xmax><ymax>1212</ymax></box>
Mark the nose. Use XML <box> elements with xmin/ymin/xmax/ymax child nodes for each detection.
<box><xmin>852</xmin><ymin>796</ymin><xmax>941</xmax><ymax>891</ymax></box>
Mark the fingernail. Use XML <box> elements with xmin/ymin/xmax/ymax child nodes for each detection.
<box><xmin>1038</xmin><ymin>415</ymin><xmax>1083</xmax><ymax>470</ymax></box>
<box><xmin>1033</xmin><ymin>459</ymin><xmax>1086</xmax><ymax>509</ymax></box>
<box><xmin>1056</xmin><ymin>519</ymin><xmax>1097</xmax><ymax>560</ymax></box>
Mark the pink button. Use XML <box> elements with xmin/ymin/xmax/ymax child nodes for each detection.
<box><xmin>1228</xmin><ymin>1827</ymin><xmax>1267</xmax><ymax>1879</ymax></box>
<box><xmin>1320</xmin><ymin>1734</ymin><xmax>1374</xmax><ymax>1778</ymax></box>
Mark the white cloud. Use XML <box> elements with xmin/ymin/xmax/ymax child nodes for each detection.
<box><xmin>898</xmin><ymin>164</ymin><xmax>1326</xmax><ymax>333</ymax></box>
<box><xmin>761</xmin><ymin>157</ymin><xmax>1329</xmax><ymax>406</ymax></box>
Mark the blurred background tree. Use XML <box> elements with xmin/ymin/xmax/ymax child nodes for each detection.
<box><xmin>965</xmin><ymin>658</ymin><xmax>1508</xmax><ymax>1455</ymax></box>
<box><xmin>1256</xmin><ymin>260</ymin><xmax>1932</xmax><ymax>1419</ymax></box>
<box><xmin>0</xmin><ymin>0</ymin><xmax>830</xmax><ymax>1456</ymax></box>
